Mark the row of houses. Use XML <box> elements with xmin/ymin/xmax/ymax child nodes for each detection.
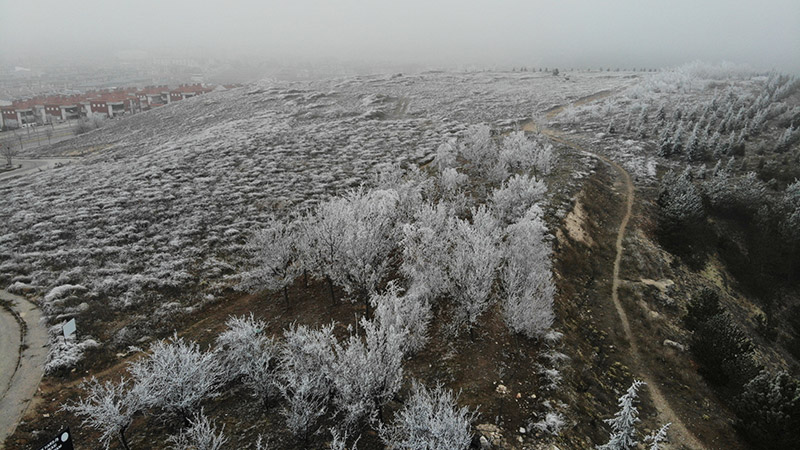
<box><xmin>1</xmin><ymin>83</ymin><xmax>220</xmax><ymax>129</ymax></box>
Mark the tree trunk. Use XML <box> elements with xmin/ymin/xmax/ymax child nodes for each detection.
<box><xmin>363</xmin><ymin>289</ymin><xmax>371</xmax><ymax>318</ymax></box>
<box><xmin>119</xmin><ymin>426</ymin><xmax>131</xmax><ymax>450</ymax></box>
<box><xmin>283</xmin><ymin>285</ymin><xmax>289</xmax><ymax>309</ymax></box>
<box><xmin>303</xmin><ymin>269</ymin><xmax>309</xmax><ymax>288</ymax></box>
<box><xmin>327</xmin><ymin>276</ymin><xmax>336</xmax><ymax>304</ymax></box>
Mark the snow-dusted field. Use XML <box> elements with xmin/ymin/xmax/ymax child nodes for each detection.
<box><xmin>0</xmin><ymin>71</ymin><xmax>634</xmax><ymax>360</ymax></box>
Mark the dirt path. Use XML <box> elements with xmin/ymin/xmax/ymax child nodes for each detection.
<box><xmin>0</xmin><ymin>290</ymin><xmax>48</xmax><ymax>449</ymax></box>
<box><xmin>522</xmin><ymin>97</ymin><xmax>707</xmax><ymax>449</ymax></box>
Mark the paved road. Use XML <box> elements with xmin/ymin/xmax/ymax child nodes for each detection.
<box><xmin>0</xmin><ymin>158</ymin><xmax>74</xmax><ymax>182</ymax></box>
<box><xmin>0</xmin><ymin>290</ymin><xmax>47</xmax><ymax>448</ymax></box>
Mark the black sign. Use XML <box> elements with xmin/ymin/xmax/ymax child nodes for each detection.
<box><xmin>38</xmin><ymin>427</ymin><xmax>74</xmax><ymax>450</ymax></box>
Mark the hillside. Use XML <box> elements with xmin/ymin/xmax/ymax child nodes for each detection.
<box><xmin>3</xmin><ymin>66</ymin><xmax>799</xmax><ymax>450</ymax></box>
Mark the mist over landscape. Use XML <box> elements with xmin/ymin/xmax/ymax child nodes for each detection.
<box><xmin>1</xmin><ymin>2</ymin><xmax>800</xmax><ymax>450</ymax></box>
<box><xmin>2</xmin><ymin>0</ymin><xmax>799</xmax><ymax>74</ymax></box>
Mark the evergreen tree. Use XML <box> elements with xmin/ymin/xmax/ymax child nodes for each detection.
<box><xmin>670</xmin><ymin>122</ymin><xmax>684</xmax><ymax>155</ymax></box>
<box><xmin>597</xmin><ymin>380</ymin><xmax>645</xmax><ymax>450</ymax></box>
<box><xmin>686</xmin><ymin>123</ymin><xmax>703</xmax><ymax>162</ymax></box>
<box><xmin>734</xmin><ymin>371</ymin><xmax>800</xmax><ymax>449</ymax></box>
<box><xmin>657</xmin><ymin>125</ymin><xmax>673</xmax><ymax>157</ymax></box>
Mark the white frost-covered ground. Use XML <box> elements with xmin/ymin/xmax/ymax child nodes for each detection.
<box><xmin>0</xmin><ymin>71</ymin><xmax>635</xmax><ymax>357</ymax></box>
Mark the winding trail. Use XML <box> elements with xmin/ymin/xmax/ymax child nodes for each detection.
<box><xmin>0</xmin><ymin>290</ymin><xmax>48</xmax><ymax>449</ymax></box>
<box><xmin>522</xmin><ymin>101</ymin><xmax>706</xmax><ymax>449</ymax></box>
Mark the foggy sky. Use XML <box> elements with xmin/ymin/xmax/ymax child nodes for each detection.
<box><xmin>2</xmin><ymin>0</ymin><xmax>799</xmax><ymax>73</ymax></box>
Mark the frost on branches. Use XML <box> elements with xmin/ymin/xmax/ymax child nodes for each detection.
<box><xmin>378</xmin><ymin>380</ymin><xmax>478</xmax><ymax>450</ymax></box>
<box><xmin>278</xmin><ymin>322</ymin><xmax>337</xmax><ymax>438</ymax></box>
<box><xmin>215</xmin><ymin>314</ymin><xmax>280</xmax><ymax>406</ymax></box>
<box><xmin>500</xmin><ymin>205</ymin><xmax>555</xmax><ymax>338</ymax></box>
<box><xmin>446</xmin><ymin>207</ymin><xmax>502</xmax><ymax>335</ymax></box>
<box><xmin>61</xmin><ymin>377</ymin><xmax>142</xmax><ymax>450</ymax></box>
<box><xmin>371</xmin><ymin>282</ymin><xmax>432</xmax><ymax>356</ymax></box>
<box><xmin>597</xmin><ymin>380</ymin><xmax>670</xmax><ymax>450</ymax></box>
<box><xmin>129</xmin><ymin>334</ymin><xmax>222</xmax><ymax>422</ymax></box>
<box><xmin>302</xmin><ymin>187</ymin><xmax>400</xmax><ymax>308</ymax></box>
<box><xmin>238</xmin><ymin>217</ymin><xmax>300</xmax><ymax>307</ymax></box>
<box><xmin>166</xmin><ymin>410</ymin><xmax>228</xmax><ymax>450</ymax></box>
<box><xmin>330</xmin><ymin>317</ymin><xmax>404</xmax><ymax>428</ymax></box>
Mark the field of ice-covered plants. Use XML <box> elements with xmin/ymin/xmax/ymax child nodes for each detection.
<box><xmin>549</xmin><ymin>62</ymin><xmax>800</xmax><ymax>181</ymax></box>
<box><xmin>0</xmin><ymin>71</ymin><xmax>631</xmax><ymax>370</ymax></box>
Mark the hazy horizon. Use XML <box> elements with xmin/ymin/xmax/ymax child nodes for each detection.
<box><xmin>1</xmin><ymin>0</ymin><xmax>799</xmax><ymax>74</ymax></box>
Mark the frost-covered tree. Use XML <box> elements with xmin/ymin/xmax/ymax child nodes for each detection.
<box><xmin>239</xmin><ymin>217</ymin><xmax>299</xmax><ymax>307</ymax></box>
<box><xmin>279</xmin><ymin>322</ymin><xmax>337</xmax><ymax>439</ymax></box>
<box><xmin>670</xmin><ymin>122</ymin><xmax>685</xmax><ymax>155</ymax></box>
<box><xmin>305</xmin><ymin>188</ymin><xmax>399</xmax><ymax>310</ymax></box>
<box><xmin>62</xmin><ymin>377</ymin><xmax>142</xmax><ymax>450</ymax></box>
<box><xmin>597</xmin><ymin>380</ymin><xmax>645</xmax><ymax>450</ymax></box>
<box><xmin>734</xmin><ymin>370</ymin><xmax>800</xmax><ymax>449</ymax></box>
<box><xmin>657</xmin><ymin>124</ymin><xmax>673</xmax><ymax>157</ymax></box>
<box><xmin>438</xmin><ymin>168</ymin><xmax>469</xmax><ymax>203</ymax></box>
<box><xmin>643</xmin><ymin>423</ymin><xmax>671</xmax><ymax>450</ymax></box>
<box><xmin>780</xmin><ymin>180</ymin><xmax>800</xmax><ymax>246</ymax></box>
<box><xmin>129</xmin><ymin>335</ymin><xmax>221</xmax><ymax>423</ymax></box>
<box><xmin>372</xmin><ymin>282</ymin><xmax>432</xmax><ymax>355</ymax></box>
<box><xmin>459</xmin><ymin>124</ymin><xmax>497</xmax><ymax>177</ymax></box>
<box><xmin>447</xmin><ymin>208</ymin><xmax>502</xmax><ymax>336</ymax></box>
<box><xmin>656</xmin><ymin>168</ymin><xmax>704</xmax><ymax>237</ymax></box>
<box><xmin>166</xmin><ymin>410</ymin><xmax>227</xmax><ymax>450</ymax></box>
<box><xmin>497</xmin><ymin>131</ymin><xmax>553</xmax><ymax>177</ymax></box>
<box><xmin>215</xmin><ymin>314</ymin><xmax>280</xmax><ymax>406</ymax></box>
<box><xmin>434</xmin><ymin>139</ymin><xmax>458</xmax><ymax>172</ymax></box>
<box><xmin>704</xmin><ymin>170</ymin><xmax>766</xmax><ymax>217</ymax></box>
<box><xmin>378</xmin><ymin>381</ymin><xmax>478</xmax><ymax>450</ymax></box>
<box><xmin>330</xmin><ymin>317</ymin><xmax>404</xmax><ymax>427</ymax></box>
<box><xmin>686</xmin><ymin>123</ymin><xmax>704</xmax><ymax>162</ymax></box>
<box><xmin>401</xmin><ymin>202</ymin><xmax>455</xmax><ymax>300</ymax></box>
<box><xmin>501</xmin><ymin>206</ymin><xmax>555</xmax><ymax>338</ymax></box>
<box><xmin>490</xmin><ymin>174</ymin><xmax>547</xmax><ymax>225</ymax></box>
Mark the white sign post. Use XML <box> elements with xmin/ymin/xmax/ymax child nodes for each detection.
<box><xmin>63</xmin><ymin>318</ymin><xmax>76</xmax><ymax>342</ymax></box>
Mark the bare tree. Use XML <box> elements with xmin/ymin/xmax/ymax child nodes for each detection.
<box><xmin>2</xmin><ymin>142</ymin><xmax>16</xmax><ymax>167</ymax></box>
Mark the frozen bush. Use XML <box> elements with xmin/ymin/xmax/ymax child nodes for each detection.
<box><xmin>372</xmin><ymin>282</ymin><xmax>432</xmax><ymax>355</ymax></box>
<box><xmin>447</xmin><ymin>212</ymin><xmax>502</xmax><ymax>335</ymax></box>
<box><xmin>279</xmin><ymin>322</ymin><xmax>337</xmax><ymax>438</ymax></box>
<box><xmin>166</xmin><ymin>410</ymin><xmax>227</xmax><ymax>450</ymax></box>
<box><xmin>129</xmin><ymin>334</ymin><xmax>222</xmax><ymax>422</ymax></box>
<box><xmin>45</xmin><ymin>336</ymin><xmax>100</xmax><ymax>374</ymax></box>
<box><xmin>379</xmin><ymin>380</ymin><xmax>478</xmax><ymax>450</ymax></box>
<box><xmin>330</xmin><ymin>317</ymin><xmax>404</xmax><ymax>427</ymax></box>
<box><xmin>61</xmin><ymin>377</ymin><xmax>142</xmax><ymax>450</ymax></box>
<box><xmin>490</xmin><ymin>174</ymin><xmax>547</xmax><ymax>225</ymax></box>
<box><xmin>215</xmin><ymin>314</ymin><xmax>280</xmax><ymax>405</ymax></box>
<box><xmin>533</xmin><ymin>411</ymin><xmax>566</xmax><ymax>436</ymax></box>
<box><xmin>501</xmin><ymin>206</ymin><xmax>555</xmax><ymax>338</ymax></box>
<box><xmin>401</xmin><ymin>202</ymin><xmax>455</xmax><ymax>300</ymax></box>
